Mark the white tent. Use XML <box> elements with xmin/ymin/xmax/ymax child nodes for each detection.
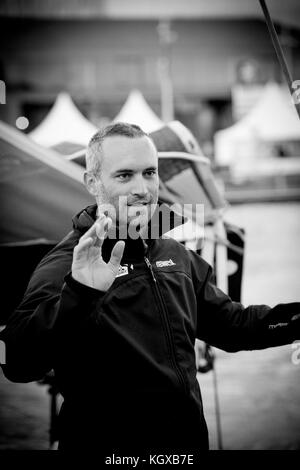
<box><xmin>113</xmin><ymin>89</ymin><xmax>164</xmax><ymax>133</ymax></box>
<box><xmin>214</xmin><ymin>83</ymin><xmax>300</xmax><ymax>169</ymax></box>
<box><xmin>29</xmin><ymin>92</ymin><xmax>98</xmax><ymax>147</ymax></box>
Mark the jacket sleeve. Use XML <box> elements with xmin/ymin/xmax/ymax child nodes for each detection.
<box><xmin>196</xmin><ymin>264</ymin><xmax>300</xmax><ymax>352</ymax></box>
<box><xmin>0</xmin><ymin>243</ymin><xmax>104</xmax><ymax>383</ymax></box>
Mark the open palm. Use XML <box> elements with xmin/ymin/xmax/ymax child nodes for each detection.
<box><xmin>72</xmin><ymin>215</ymin><xmax>125</xmax><ymax>292</ymax></box>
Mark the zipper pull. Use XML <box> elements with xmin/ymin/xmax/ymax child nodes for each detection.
<box><xmin>144</xmin><ymin>257</ymin><xmax>156</xmax><ymax>283</ymax></box>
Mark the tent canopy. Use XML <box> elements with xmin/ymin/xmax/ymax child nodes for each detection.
<box><xmin>242</xmin><ymin>83</ymin><xmax>300</xmax><ymax>141</ymax></box>
<box><xmin>214</xmin><ymin>83</ymin><xmax>300</xmax><ymax>166</ymax></box>
<box><xmin>150</xmin><ymin>121</ymin><xmax>226</xmax><ymax>226</ymax></box>
<box><xmin>29</xmin><ymin>92</ymin><xmax>98</xmax><ymax>147</ymax></box>
<box><xmin>113</xmin><ymin>89</ymin><xmax>164</xmax><ymax>133</ymax></box>
<box><xmin>0</xmin><ymin>120</ymin><xmax>93</xmax><ymax>245</ymax></box>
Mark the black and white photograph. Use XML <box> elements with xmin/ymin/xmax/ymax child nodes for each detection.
<box><xmin>0</xmin><ymin>0</ymin><xmax>300</xmax><ymax>456</ymax></box>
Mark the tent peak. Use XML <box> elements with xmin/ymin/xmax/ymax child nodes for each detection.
<box><xmin>113</xmin><ymin>89</ymin><xmax>164</xmax><ymax>133</ymax></box>
<box><xmin>29</xmin><ymin>92</ymin><xmax>98</xmax><ymax>147</ymax></box>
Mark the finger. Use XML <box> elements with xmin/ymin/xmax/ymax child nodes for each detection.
<box><xmin>73</xmin><ymin>237</ymin><xmax>93</xmax><ymax>259</ymax></box>
<box><xmin>108</xmin><ymin>241</ymin><xmax>125</xmax><ymax>271</ymax></box>
<box><xmin>95</xmin><ymin>217</ymin><xmax>112</xmax><ymax>247</ymax></box>
<box><xmin>95</xmin><ymin>216</ymin><xmax>112</xmax><ymax>238</ymax></box>
<box><xmin>80</xmin><ymin>214</ymin><xmax>106</xmax><ymax>241</ymax></box>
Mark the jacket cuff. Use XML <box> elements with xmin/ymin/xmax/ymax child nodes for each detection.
<box><xmin>64</xmin><ymin>272</ymin><xmax>106</xmax><ymax>300</ymax></box>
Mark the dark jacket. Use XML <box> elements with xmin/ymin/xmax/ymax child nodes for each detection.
<box><xmin>1</xmin><ymin>204</ymin><xmax>299</xmax><ymax>451</ymax></box>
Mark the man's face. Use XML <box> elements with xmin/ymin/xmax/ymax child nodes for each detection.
<box><xmin>95</xmin><ymin>135</ymin><xmax>159</xmax><ymax>236</ymax></box>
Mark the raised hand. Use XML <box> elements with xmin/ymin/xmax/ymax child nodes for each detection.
<box><xmin>71</xmin><ymin>214</ymin><xmax>125</xmax><ymax>292</ymax></box>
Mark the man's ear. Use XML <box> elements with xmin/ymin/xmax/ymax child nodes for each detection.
<box><xmin>84</xmin><ymin>172</ymin><xmax>99</xmax><ymax>197</ymax></box>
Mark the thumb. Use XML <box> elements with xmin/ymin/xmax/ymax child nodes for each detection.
<box><xmin>108</xmin><ymin>241</ymin><xmax>125</xmax><ymax>271</ymax></box>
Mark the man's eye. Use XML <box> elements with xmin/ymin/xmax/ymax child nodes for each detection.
<box><xmin>117</xmin><ymin>174</ymin><xmax>131</xmax><ymax>180</ymax></box>
<box><xmin>145</xmin><ymin>170</ymin><xmax>156</xmax><ymax>177</ymax></box>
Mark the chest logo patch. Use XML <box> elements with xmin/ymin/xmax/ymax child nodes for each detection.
<box><xmin>116</xmin><ymin>264</ymin><xmax>133</xmax><ymax>277</ymax></box>
<box><xmin>116</xmin><ymin>263</ymin><xmax>133</xmax><ymax>277</ymax></box>
<box><xmin>156</xmin><ymin>259</ymin><xmax>176</xmax><ymax>268</ymax></box>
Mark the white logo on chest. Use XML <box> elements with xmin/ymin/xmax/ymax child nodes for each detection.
<box><xmin>116</xmin><ymin>264</ymin><xmax>133</xmax><ymax>277</ymax></box>
<box><xmin>155</xmin><ymin>259</ymin><xmax>176</xmax><ymax>268</ymax></box>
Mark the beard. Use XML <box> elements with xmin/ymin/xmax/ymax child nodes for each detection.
<box><xmin>96</xmin><ymin>183</ymin><xmax>158</xmax><ymax>240</ymax></box>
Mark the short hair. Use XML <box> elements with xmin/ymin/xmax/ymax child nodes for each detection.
<box><xmin>86</xmin><ymin>122</ymin><xmax>152</xmax><ymax>176</ymax></box>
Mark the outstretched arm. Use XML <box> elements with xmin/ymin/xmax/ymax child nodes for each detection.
<box><xmin>196</xmin><ymin>264</ymin><xmax>300</xmax><ymax>352</ymax></box>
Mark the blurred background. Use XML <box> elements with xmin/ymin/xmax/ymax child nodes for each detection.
<box><xmin>0</xmin><ymin>0</ymin><xmax>300</xmax><ymax>451</ymax></box>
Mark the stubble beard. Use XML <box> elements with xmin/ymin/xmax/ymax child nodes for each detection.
<box><xmin>96</xmin><ymin>186</ymin><xmax>158</xmax><ymax>239</ymax></box>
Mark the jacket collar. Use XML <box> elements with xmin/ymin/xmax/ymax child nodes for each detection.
<box><xmin>72</xmin><ymin>201</ymin><xmax>186</xmax><ymax>238</ymax></box>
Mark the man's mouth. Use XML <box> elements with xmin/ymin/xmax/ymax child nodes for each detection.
<box><xmin>127</xmin><ymin>202</ymin><xmax>150</xmax><ymax>206</ymax></box>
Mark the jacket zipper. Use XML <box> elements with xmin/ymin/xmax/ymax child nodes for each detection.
<box><xmin>144</xmin><ymin>256</ymin><xmax>188</xmax><ymax>393</ymax></box>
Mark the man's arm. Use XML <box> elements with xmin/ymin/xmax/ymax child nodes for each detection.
<box><xmin>196</xmin><ymin>264</ymin><xmax>300</xmax><ymax>352</ymax></box>
<box><xmin>1</xmin><ymin>273</ymin><xmax>104</xmax><ymax>383</ymax></box>
<box><xmin>0</xmin><ymin>231</ymin><xmax>104</xmax><ymax>383</ymax></box>
<box><xmin>1</xmin><ymin>216</ymin><xmax>124</xmax><ymax>383</ymax></box>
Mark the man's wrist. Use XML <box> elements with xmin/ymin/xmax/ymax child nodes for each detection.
<box><xmin>71</xmin><ymin>271</ymin><xmax>93</xmax><ymax>289</ymax></box>
<box><xmin>66</xmin><ymin>272</ymin><xmax>106</xmax><ymax>297</ymax></box>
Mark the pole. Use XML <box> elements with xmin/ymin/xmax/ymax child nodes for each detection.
<box><xmin>157</xmin><ymin>20</ymin><xmax>176</xmax><ymax>122</ymax></box>
<box><xmin>211</xmin><ymin>352</ymin><xmax>223</xmax><ymax>450</ymax></box>
<box><xmin>258</xmin><ymin>0</ymin><xmax>300</xmax><ymax>119</ymax></box>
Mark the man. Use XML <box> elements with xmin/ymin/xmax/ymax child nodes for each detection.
<box><xmin>1</xmin><ymin>122</ymin><xmax>299</xmax><ymax>452</ymax></box>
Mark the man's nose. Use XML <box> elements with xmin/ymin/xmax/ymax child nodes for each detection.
<box><xmin>131</xmin><ymin>175</ymin><xmax>148</xmax><ymax>196</ymax></box>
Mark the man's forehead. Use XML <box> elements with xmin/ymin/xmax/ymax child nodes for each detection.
<box><xmin>101</xmin><ymin>135</ymin><xmax>158</xmax><ymax>170</ymax></box>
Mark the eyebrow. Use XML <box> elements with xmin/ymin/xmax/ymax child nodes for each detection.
<box><xmin>113</xmin><ymin>166</ymin><xmax>158</xmax><ymax>174</ymax></box>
